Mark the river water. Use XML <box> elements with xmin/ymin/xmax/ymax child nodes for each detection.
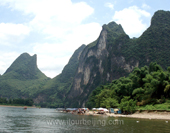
<box><xmin>0</xmin><ymin>107</ymin><xmax>169</xmax><ymax>133</ymax></box>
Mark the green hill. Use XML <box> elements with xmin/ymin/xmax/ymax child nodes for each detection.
<box><xmin>65</xmin><ymin>10</ymin><xmax>170</xmax><ymax>107</ymax></box>
<box><xmin>3</xmin><ymin>53</ymin><xmax>47</xmax><ymax>80</ymax></box>
<box><xmin>86</xmin><ymin>10</ymin><xmax>170</xmax><ymax>109</ymax></box>
<box><xmin>1</xmin><ymin>10</ymin><xmax>170</xmax><ymax>108</ymax></box>
<box><xmin>0</xmin><ymin>53</ymin><xmax>49</xmax><ymax>98</ymax></box>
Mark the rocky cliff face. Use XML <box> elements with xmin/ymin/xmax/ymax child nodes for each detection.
<box><xmin>67</xmin><ymin>22</ymin><xmax>136</xmax><ymax>107</ymax></box>
<box><xmin>68</xmin><ymin>29</ymin><xmax>108</xmax><ymax>98</ymax></box>
<box><xmin>66</xmin><ymin>10</ymin><xmax>170</xmax><ymax>107</ymax></box>
<box><xmin>33</xmin><ymin>45</ymin><xmax>86</xmax><ymax>107</ymax></box>
<box><xmin>1</xmin><ymin>10</ymin><xmax>170</xmax><ymax>108</ymax></box>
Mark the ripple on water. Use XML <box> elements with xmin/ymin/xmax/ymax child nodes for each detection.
<box><xmin>0</xmin><ymin>107</ymin><xmax>170</xmax><ymax>133</ymax></box>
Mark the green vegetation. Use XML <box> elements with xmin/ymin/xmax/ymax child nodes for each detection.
<box><xmin>0</xmin><ymin>97</ymin><xmax>34</xmax><ymax>106</ymax></box>
<box><xmin>33</xmin><ymin>44</ymin><xmax>86</xmax><ymax>108</ymax></box>
<box><xmin>122</xmin><ymin>10</ymin><xmax>170</xmax><ymax>68</ymax></box>
<box><xmin>0</xmin><ymin>53</ymin><xmax>50</xmax><ymax>99</ymax></box>
<box><xmin>1</xmin><ymin>10</ymin><xmax>170</xmax><ymax>109</ymax></box>
<box><xmin>3</xmin><ymin>53</ymin><xmax>47</xmax><ymax>80</ymax></box>
<box><xmin>71</xmin><ymin>10</ymin><xmax>170</xmax><ymax>108</ymax></box>
<box><xmin>136</xmin><ymin>100</ymin><xmax>170</xmax><ymax>111</ymax></box>
<box><xmin>0</xmin><ymin>45</ymin><xmax>86</xmax><ymax>108</ymax></box>
<box><xmin>119</xmin><ymin>96</ymin><xmax>136</xmax><ymax>113</ymax></box>
<box><xmin>86</xmin><ymin>62</ymin><xmax>170</xmax><ymax>113</ymax></box>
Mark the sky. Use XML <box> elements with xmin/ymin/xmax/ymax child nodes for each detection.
<box><xmin>0</xmin><ymin>0</ymin><xmax>169</xmax><ymax>78</ymax></box>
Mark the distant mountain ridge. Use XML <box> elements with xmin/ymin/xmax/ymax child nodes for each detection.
<box><xmin>0</xmin><ymin>10</ymin><xmax>170</xmax><ymax>108</ymax></box>
<box><xmin>65</xmin><ymin>10</ymin><xmax>170</xmax><ymax>107</ymax></box>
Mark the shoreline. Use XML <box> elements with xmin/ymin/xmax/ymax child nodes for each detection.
<box><xmin>2</xmin><ymin>105</ymin><xmax>170</xmax><ymax>120</ymax></box>
<box><xmin>84</xmin><ymin>111</ymin><xmax>170</xmax><ymax>120</ymax></box>
<box><xmin>0</xmin><ymin>105</ymin><xmax>36</xmax><ymax>108</ymax></box>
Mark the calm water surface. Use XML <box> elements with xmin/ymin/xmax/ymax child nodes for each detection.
<box><xmin>0</xmin><ymin>107</ymin><xmax>170</xmax><ymax>133</ymax></box>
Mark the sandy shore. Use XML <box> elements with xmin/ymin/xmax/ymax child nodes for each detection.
<box><xmin>85</xmin><ymin>111</ymin><xmax>170</xmax><ymax>120</ymax></box>
<box><xmin>0</xmin><ymin>105</ymin><xmax>36</xmax><ymax>108</ymax></box>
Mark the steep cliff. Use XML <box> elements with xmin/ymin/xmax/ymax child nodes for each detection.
<box><xmin>34</xmin><ymin>44</ymin><xmax>86</xmax><ymax>107</ymax></box>
<box><xmin>67</xmin><ymin>22</ymin><xmax>130</xmax><ymax>107</ymax></box>
<box><xmin>66</xmin><ymin>10</ymin><xmax>170</xmax><ymax>107</ymax></box>
<box><xmin>0</xmin><ymin>10</ymin><xmax>170</xmax><ymax>108</ymax></box>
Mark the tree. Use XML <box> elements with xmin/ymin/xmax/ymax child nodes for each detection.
<box><xmin>119</xmin><ymin>96</ymin><xmax>136</xmax><ymax>114</ymax></box>
<box><xmin>100</xmin><ymin>97</ymin><xmax>119</xmax><ymax>108</ymax></box>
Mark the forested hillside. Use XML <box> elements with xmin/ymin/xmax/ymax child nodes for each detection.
<box><xmin>66</xmin><ymin>10</ymin><xmax>170</xmax><ymax>107</ymax></box>
<box><xmin>0</xmin><ymin>10</ymin><xmax>170</xmax><ymax>108</ymax></box>
<box><xmin>86</xmin><ymin>62</ymin><xmax>170</xmax><ymax>112</ymax></box>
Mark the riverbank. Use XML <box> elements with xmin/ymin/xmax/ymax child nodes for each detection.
<box><xmin>85</xmin><ymin>111</ymin><xmax>170</xmax><ymax>120</ymax></box>
<box><xmin>0</xmin><ymin>105</ymin><xmax>36</xmax><ymax>108</ymax></box>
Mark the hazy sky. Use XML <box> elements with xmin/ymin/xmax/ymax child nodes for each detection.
<box><xmin>0</xmin><ymin>0</ymin><xmax>169</xmax><ymax>78</ymax></box>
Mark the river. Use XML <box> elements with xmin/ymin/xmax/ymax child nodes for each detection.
<box><xmin>0</xmin><ymin>107</ymin><xmax>169</xmax><ymax>133</ymax></box>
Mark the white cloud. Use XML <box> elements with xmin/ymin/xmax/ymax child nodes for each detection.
<box><xmin>105</xmin><ymin>2</ymin><xmax>114</xmax><ymax>10</ymax></box>
<box><xmin>1</xmin><ymin>0</ymin><xmax>94</xmax><ymax>33</ymax></box>
<box><xmin>112</xmin><ymin>6</ymin><xmax>151</xmax><ymax>38</ymax></box>
<box><xmin>0</xmin><ymin>51</ymin><xmax>19</xmax><ymax>75</ymax></box>
<box><xmin>0</xmin><ymin>23</ymin><xmax>30</xmax><ymax>45</ymax></box>
<box><xmin>142</xmin><ymin>3</ymin><xmax>151</xmax><ymax>10</ymax></box>
<box><xmin>64</xmin><ymin>23</ymin><xmax>102</xmax><ymax>50</ymax></box>
<box><xmin>36</xmin><ymin>54</ymin><xmax>70</xmax><ymax>78</ymax></box>
<box><xmin>33</xmin><ymin>22</ymin><xmax>102</xmax><ymax>78</ymax></box>
<box><xmin>0</xmin><ymin>0</ymin><xmax>102</xmax><ymax>78</ymax></box>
